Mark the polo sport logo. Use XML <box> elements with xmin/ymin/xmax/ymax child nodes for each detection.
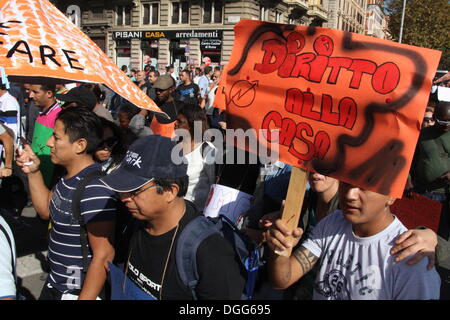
<box><xmin>125</xmin><ymin>151</ymin><xmax>142</xmax><ymax>168</ymax></box>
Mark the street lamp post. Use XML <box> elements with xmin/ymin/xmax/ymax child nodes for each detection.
<box><xmin>398</xmin><ymin>0</ymin><xmax>407</xmax><ymax>43</ymax></box>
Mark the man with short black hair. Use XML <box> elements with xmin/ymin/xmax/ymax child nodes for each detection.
<box><xmin>193</xmin><ymin>67</ymin><xmax>202</xmax><ymax>85</ymax></box>
<box><xmin>175</xmin><ymin>70</ymin><xmax>200</xmax><ymax>106</ymax></box>
<box><xmin>166</xmin><ymin>65</ymin><xmax>178</xmax><ymax>85</ymax></box>
<box><xmin>16</xmin><ymin>107</ymin><xmax>117</xmax><ymax>300</ymax></box>
<box><xmin>198</xmin><ymin>66</ymin><xmax>212</xmax><ymax>108</ymax></box>
<box><xmin>148</xmin><ymin>70</ymin><xmax>159</xmax><ymax>85</ymax></box>
<box><xmin>100</xmin><ymin>134</ymin><xmax>245</xmax><ymax>299</ymax></box>
<box><xmin>134</xmin><ymin>70</ymin><xmax>154</xmax><ymax>100</ymax></box>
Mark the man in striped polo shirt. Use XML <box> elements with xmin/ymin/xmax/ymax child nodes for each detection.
<box><xmin>17</xmin><ymin>107</ymin><xmax>117</xmax><ymax>300</ymax></box>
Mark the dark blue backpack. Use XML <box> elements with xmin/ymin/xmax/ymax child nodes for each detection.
<box><xmin>175</xmin><ymin>214</ymin><xmax>262</xmax><ymax>300</ymax></box>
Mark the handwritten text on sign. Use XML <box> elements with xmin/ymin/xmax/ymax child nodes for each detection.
<box><xmin>215</xmin><ymin>20</ymin><xmax>441</xmax><ymax>198</ymax></box>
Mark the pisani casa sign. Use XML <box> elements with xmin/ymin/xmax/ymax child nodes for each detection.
<box><xmin>113</xmin><ymin>30</ymin><xmax>223</xmax><ymax>40</ymax></box>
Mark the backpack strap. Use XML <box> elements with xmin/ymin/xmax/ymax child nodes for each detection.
<box><xmin>71</xmin><ymin>170</ymin><xmax>106</xmax><ymax>273</ymax></box>
<box><xmin>218</xmin><ymin>215</ymin><xmax>260</xmax><ymax>299</ymax></box>
<box><xmin>175</xmin><ymin>215</ymin><xmax>220</xmax><ymax>300</ymax></box>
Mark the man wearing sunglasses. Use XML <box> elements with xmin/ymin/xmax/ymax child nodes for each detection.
<box><xmin>411</xmin><ymin>101</ymin><xmax>450</xmax><ymax>202</ymax></box>
<box><xmin>411</xmin><ymin>101</ymin><xmax>450</xmax><ymax>299</ymax></box>
<box><xmin>422</xmin><ymin>108</ymin><xmax>436</xmax><ymax>129</ymax></box>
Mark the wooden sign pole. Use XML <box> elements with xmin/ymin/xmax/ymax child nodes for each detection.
<box><xmin>274</xmin><ymin>167</ymin><xmax>308</xmax><ymax>257</ymax></box>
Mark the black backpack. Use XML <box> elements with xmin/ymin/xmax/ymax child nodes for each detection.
<box><xmin>71</xmin><ymin>170</ymin><xmax>134</xmax><ymax>273</ymax></box>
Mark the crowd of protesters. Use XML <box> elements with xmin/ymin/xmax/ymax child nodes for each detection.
<box><xmin>0</xmin><ymin>63</ymin><xmax>449</xmax><ymax>301</ymax></box>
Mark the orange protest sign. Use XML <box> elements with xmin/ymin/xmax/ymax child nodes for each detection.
<box><xmin>215</xmin><ymin>20</ymin><xmax>441</xmax><ymax>198</ymax></box>
<box><xmin>0</xmin><ymin>0</ymin><xmax>164</xmax><ymax>117</ymax></box>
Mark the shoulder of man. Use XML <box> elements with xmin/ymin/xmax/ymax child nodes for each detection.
<box><xmin>77</xmin><ymin>169</ymin><xmax>118</xmax><ymax>222</ymax></box>
<box><xmin>391</xmin><ymin>253</ymin><xmax>441</xmax><ymax>299</ymax></box>
<box><xmin>304</xmin><ymin>210</ymin><xmax>347</xmax><ymax>241</ymax></box>
<box><xmin>83</xmin><ymin>176</ymin><xmax>117</xmax><ymax>196</ymax></box>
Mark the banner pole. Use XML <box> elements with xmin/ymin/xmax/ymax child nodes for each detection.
<box><xmin>275</xmin><ymin>167</ymin><xmax>308</xmax><ymax>257</ymax></box>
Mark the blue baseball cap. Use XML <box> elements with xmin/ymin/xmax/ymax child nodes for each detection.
<box><xmin>100</xmin><ymin>135</ymin><xmax>187</xmax><ymax>192</ymax></box>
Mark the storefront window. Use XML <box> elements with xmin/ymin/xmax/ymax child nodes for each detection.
<box><xmin>141</xmin><ymin>40</ymin><xmax>159</xmax><ymax>69</ymax></box>
<box><xmin>116</xmin><ymin>39</ymin><xmax>131</xmax><ymax>69</ymax></box>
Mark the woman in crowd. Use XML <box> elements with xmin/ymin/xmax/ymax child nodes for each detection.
<box><xmin>174</xmin><ymin>103</ymin><xmax>216</xmax><ymax>212</ymax></box>
<box><xmin>94</xmin><ymin>118</ymin><xmax>129</xmax><ymax>174</ymax></box>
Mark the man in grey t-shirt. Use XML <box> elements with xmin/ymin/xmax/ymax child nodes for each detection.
<box><xmin>265</xmin><ymin>181</ymin><xmax>441</xmax><ymax>300</ymax></box>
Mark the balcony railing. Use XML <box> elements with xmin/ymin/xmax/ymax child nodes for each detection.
<box><xmin>284</xmin><ymin>0</ymin><xmax>309</xmax><ymax>10</ymax></box>
<box><xmin>308</xmin><ymin>4</ymin><xmax>328</xmax><ymax>21</ymax></box>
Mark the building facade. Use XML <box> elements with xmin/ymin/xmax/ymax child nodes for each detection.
<box><xmin>55</xmin><ymin>0</ymin><xmax>332</xmax><ymax>72</ymax></box>
<box><xmin>326</xmin><ymin>0</ymin><xmax>368</xmax><ymax>34</ymax></box>
<box><xmin>365</xmin><ymin>3</ymin><xmax>387</xmax><ymax>39</ymax></box>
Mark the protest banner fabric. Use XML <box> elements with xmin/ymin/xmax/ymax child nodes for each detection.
<box><xmin>0</xmin><ymin>0</ymin><xmax>164</xmax><ymax>117</ymax></box>
<box><xmin>215</xmin><ymin>20</ymin><xmax>442</xmax><ymax>198</ymax></box>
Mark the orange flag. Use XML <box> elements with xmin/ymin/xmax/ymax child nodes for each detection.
<box><xmin>0</xmin><ymin>0</ymin><xmax>165</xmax><ymax>117</ymax></box>
<box><xmin>215</xmin><ymin>20</ymin><xmax>442</xmax><ymax>198</ymax></box>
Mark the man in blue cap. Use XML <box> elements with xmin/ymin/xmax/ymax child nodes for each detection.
<box><xmin>100</xmin><ymin>134</ymin><xmax>245</xmax><ymax>300</ymax></box>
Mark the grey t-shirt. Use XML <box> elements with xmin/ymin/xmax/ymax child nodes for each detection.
<box><xmin>302</xmin><ymin>211</ymin><xmax>441</xmax><ymax>300</ymax></box>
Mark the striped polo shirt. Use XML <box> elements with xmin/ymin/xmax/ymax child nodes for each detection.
<box><xmin>48</xmin><ymin>163</ymin><xmax>117</xmax><ymax>293</ymax></box>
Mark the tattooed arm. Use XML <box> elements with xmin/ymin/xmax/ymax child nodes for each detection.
<box><xmin>265</xmin><ymin>219</ymin><xmax>319</xmax><ymax>289</ymax></box>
